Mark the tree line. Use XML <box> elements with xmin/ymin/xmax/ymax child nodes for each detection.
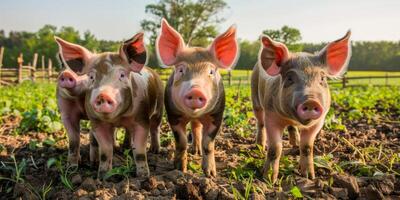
<box><xmin>1</xmin><ymin>0</ymin><xmax>399</xmax><ymax>71</ymax></box>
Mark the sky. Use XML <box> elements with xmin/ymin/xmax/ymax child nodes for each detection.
<box><xmin>0</xmin><ymin>0</ymin><xmax>399</xmax><ymax>43</ymax></box>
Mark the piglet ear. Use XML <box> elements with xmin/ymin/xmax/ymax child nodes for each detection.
<box><xmin>319</xmin><ymin>30</ymin><xmax>351</xmax><ymax>76</ymax></box>
<box><xmin>209</xmin><ymin>25</ymin><xmax>239</xmax><ymax>69</ymax></box>
<box><xmin>258</xmin><ymin>35</ymin><xmax>290</xmax><ymax>76</ymax></box>
<box><xmin>120</xmin><ymin>32</ymin><xmax>147</xmax><ymax>73</ymax></box>
<box><xmin>54</xmin><ymin>36</ymin><xmax>93</xmax><ymax>73</ymax></box>
<box><xmin>156</xmin><ymin>18</ymin><xmax>185</xmax><ymax>66</ymax></box>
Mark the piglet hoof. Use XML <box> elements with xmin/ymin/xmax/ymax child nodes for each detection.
<box><xmin>203</xmin><ymin>167</ymin><xmax>216</xmax><ymax>178</ymax></box>
<box><xmin>136</xmin><ymin>167</ymin><xmax>150</xmax><ymax>178</ymax></box>
<box><xmin>67</xmin><ymin>155</ymin><xmax>80</xmax><ymax>167</ymax></box>
<box><xmin>174</xmin><ymin>159</ymin><xmax>187</xmax><ymax>173</ymax></box>
<box><xmin>300</xmin><ymin>167</ymin><xmax>315</xmax><ymax>180</ymax></box>
<box><xmin>262</xmin><ymin>165</ymin><xmax>277</xmax><ymax>184</ymax></box>
<box><xmin>190</xmin><ymin>145</ymin><xmax>202</xmax><ymax>156</ymax></box>
<box><xmin>98</xmin><ymin>170</ymin><xmax>109</xmax><ymax>180</ymax></box>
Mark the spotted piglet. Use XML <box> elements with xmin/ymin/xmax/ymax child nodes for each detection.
<box><xmin>251</xmin><ymin>31</ymin><xmax>351</xmax><ymax>182</ymax></box>
<box><xmin>55</xmin><ymin>37</ymin><xmax>92</xmax><ymax>166</ymax></box>
<box><xmin>156</xmin><ymin>19</ymin><xmax>239</xmax><ymax>177</ymax></box>
<box><xmin>57</xmin><ymin>32</ymin><xmax>164</xmax><ymax>178</ymax></box>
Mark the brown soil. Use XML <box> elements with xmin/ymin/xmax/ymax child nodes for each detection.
<box><xmin>0</xmin><ymin>115</ymin><xmax>399</xmax><ymax>200</ymax></box>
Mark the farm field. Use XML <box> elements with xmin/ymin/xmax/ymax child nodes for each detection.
<box><xmin>0</xmin><ymin>81</ymin><xmax>400</xmax><ymax>199</ymax></box>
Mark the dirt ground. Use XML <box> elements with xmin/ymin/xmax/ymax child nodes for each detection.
<box><xmin>0</xmin><ymin>113</ymin><xmax>399</xmax><ymax>200</ymax></box>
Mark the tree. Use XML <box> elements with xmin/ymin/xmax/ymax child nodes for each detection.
<box><xmin>141</xmin><ymin>0</ymin><xmax>228</xmax><ymax>67</ymax></box>
<box><xmin>262</xmin><ymin>26</ymin><xmax>303</xmax><ymax>52</ymax></box>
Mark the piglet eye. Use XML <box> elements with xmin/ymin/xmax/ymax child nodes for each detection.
<box><xmin>209</xmin><ymin>69</ymin><xmax>214</xmax><ymax>75</ymax></box>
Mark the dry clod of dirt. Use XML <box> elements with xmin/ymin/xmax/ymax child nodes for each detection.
<box><xmin>358</xmin><ymin>185</ymin><xmax>385</xmax><ymax>200</ymax></box>
<box><xmin>163</xmin><ymin>169</ymin><xmax>185</xmax><ymax>183</ymax></box>
<box><xmin>75</xmin><ymin>188</ymin><xmax>89</xmax><ymax>197</ymax></box>
<box><xmin>332</xmin><ymin>174</ymin><xmax>360</xmax><ymax>199</ymax></box>
<box><xmin>72</xmin><ymin>174</ymin><xmax>83</xmax><ymax>185</ymax></box>
<box><xmin>328</xmin><ymin>186</ymin><xmax>348</xmax><ymax>199</ymax></box>
<box><xmin>141</xmin><ymin>176</ymin><xmax>158</xmax><ymax>191</ymax></box>
<box><xmin>81</xmin><ymin>177</ymin><xmax>98</xmax><ymax>192</ymax></box>
<box><xmin>176</xmin><ymin>182</ymin><xmax>202</xmax><ymax>200</ymax></box>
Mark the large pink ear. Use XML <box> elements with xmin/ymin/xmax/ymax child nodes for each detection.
<box><xmin>258</xmin><ymin>35</ymin><xmax>290</xmax><ymax>76</ymax></box>
<box><xmin>156</xmin><ymin>18</ymin><xmax>185</xmax><ymax>66</ymax></box>
<box><xmin>209</xmin><ymin>25</ymin><xmax>239</xmax><ymax>69</ymax></box>
<box><xmin>54</xmin><ymin>36</ymin><xmax>93</xmax><ymax>73</ymax></box>
<box><xmin>319</xmin><ymin>31</ymin><xmax>351</xmax><ymax>76</ymax></box>
<box><xmin>120</xmin><ymin>32</ymin><xmax>147</xmax><ymax>73</ymax></box>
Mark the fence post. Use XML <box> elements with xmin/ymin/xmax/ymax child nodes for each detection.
<box><xmin>31</xmin><ymin>53</ymin><xmax>38</xmax><ymax>82</ymax></box>
<box><xmin>48</xmin><ymin>59</ymin><xmax>52</xmax><ymax>82</ymax></box>
<box><xmin>342</xmin><ymin>75</ymin><xmax>346</xmax><ymax>88</ymax></box>
<box><xmin>17</xmin><ymin>53</ymin><xmax>24</xmax><ymax>84</ymax></box>
<box><xmin>42</xmin><ymin>55</ymin><xmax>45</xmax><ymax>80</ymax></box>
<box><xmin>0</xmin><ymin>47</ymin><xmax>4</xmax><ymax>86</ymax></box>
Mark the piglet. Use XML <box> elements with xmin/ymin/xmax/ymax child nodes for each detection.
<box><xmin>76</xmin><ymin>32</ymin><xmax>164</xmax><ymax>178</ymax></box>
<box><xmin>156</xmin><ymin>19</ymin><xmax>239</xmax><ymax>177</ymax></box>
<box><xmin>55</xmin><ymin>37</ymin><xmax>92</xmax><ymax>166</ymax></box>
<box><xmin>251</xmin><ymin>31</ymin><xmax>351</xmax><ymax>182</ymax></box>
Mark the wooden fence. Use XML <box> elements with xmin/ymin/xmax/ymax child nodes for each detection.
<box><xmin>0</xmin><ymin>47</ymin><xmax>399</xmax><ymax>88</ymax></box>
<box><xmin>0</xmin><ymin>48</ymin><xmax>58</xmax><ymax>85</ymax></box>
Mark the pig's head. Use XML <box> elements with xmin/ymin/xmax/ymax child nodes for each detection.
<box><xmin>85</xmin><ymin>32</ymin><xmax>147</xmax><ymax>120</ymax></box>
<box><xmin>55</xmin><ymin>37</ymin><xmax>94</xmax><ymax>96</ymax></box>
<box><xmin>258</xmin><ymin>31</ymin><xmax>351</xmax><ymax>126</ymax></box>
<box><xmin>156</xmin><ymin>19</ymin><xmax>239</xmax><ymax>117</ymax></box>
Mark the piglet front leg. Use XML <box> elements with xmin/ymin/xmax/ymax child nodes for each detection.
<box><xmin>200</xmin><ymin>116</ymin><xmax>222</xmax><ymax>178</ymax></box>
<box><xmin>262</xmin><ymin>113</ymin><xmax>284</xmax><ymax>183</ymax></box>
<box><xmin>92</xmin><ymin>122</ymin><xmax>115</xmax><ymax>178</ymax></box>
<box><xmin>130</xmin><ymin>124</ymin><xmax>150</xmax><ymax>177</ymax></box>
<box><xmin>171</xmin><ymin>120</ymin><xmax>189</xmax><ymax>172</ymax></box>
<box><xmin>190</xmin><ymin>120</ymin><xmax>202</xmax><ymax>155</ymax></box>
<box><xmin>299</xmin><ymin>121</ymin><xmax>324</xmax><ymax>179</ymax></box>
<box><xmin>59</xmin><ymin>101</ymin><xmax>81</xmax><ymax>166</ymax></box>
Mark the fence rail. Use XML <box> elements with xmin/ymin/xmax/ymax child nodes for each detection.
<box><xmin>0</xmin><ymin>47</ymin><xmax>399</xmax><ymax>88</ymax></box>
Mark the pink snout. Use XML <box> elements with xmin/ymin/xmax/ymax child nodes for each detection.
<box><xmin>296</xmin><ymin>100</ymin><xmax>323</xmax><ymax>121</ymax></box>
<box><xmin>183</xmin><ymin>88</ymin><xmax>207</xmax><ymax>109</ymax></box>
<box><xmin>92</xmin><ymin>93</ymin><xmax>117</xmax><ymax>113</ymax></box>
<box><xmin>58</xmin><ymin>71</ymin><xmax>76</xmax><ymax>89</ymax></box>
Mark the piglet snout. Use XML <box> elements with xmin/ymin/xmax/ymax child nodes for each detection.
<box><xmin>58</xmin><ymin>71</ymin><xmax>76</xmax><ymax>89</ymax></box>
<box><xmin>184</xmin><ymin>88</ymin><xmax>207</xmax><ymax>109</ymax></box>
<box><xmin>92</xmin><ymin>93</ymin><xmax>117</xmax><ymax>113</ymax></box>
<box><xmin>296</xmin><ymin>100</ymin><xmax>323</xmax><ymax>121</ymax></box>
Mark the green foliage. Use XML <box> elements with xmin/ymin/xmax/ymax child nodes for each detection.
<box><xmin>104</xmin><ymin>149</ymin><xmax>135</xmax><ymax>180</ymax></box>
<box><xmin>290</xmin><ymin>186</ymin><xmax>303</xmax><ymax>198</ymax></box>
<box><xmin>0</xmin><ymin>25</ymin><xmax>120</xmax><ymax>69</ymax></box>
<box><xmin>262</xmin><ymin>26</ymin><xmax>303</xmax><ymax>52</ymax></box>
<box><xmin>141</xmin><ymin>0</ymin><xmax>227</xmax><ymax>47</ymax></box>
<box><xmin>330</xmin><ymin>86</ymin><xmax>400</xmax><ymax>122</ymax></box>
<box><xmin>0</xmin><ymin>82</ymin><xmax>62</xmax><ymax>134</ymax></box>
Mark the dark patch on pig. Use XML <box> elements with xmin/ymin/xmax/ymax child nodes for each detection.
<box><xmin>135</xmin><ymin>154</ymin><xmax>146</xmax><ymax>162</ymax></box>
<box><xmin>203</xmin><ymin>147</ymin><xmax>210</xmax><ymax>155</ymax></box>
<box><xmin>90</xmin><ymin>134</ymin><xmax>98</xmax><ymax>147</ymax></box>
<box><xmin>173</xmin><ymin>131</ymin><xmax>180</xmax><ymax>143</ymax></box>
<box><xmin>267</xmin><ymin>148</ymin><xmax>277</xmax><ymax>160</ymax></box>
<box><xmin>100</xmin><ymin>154</ymin><xmax>108</xmax><ymax>162</ymax></box>
<box><xmin>301</xmin><ymin>145</ymin><xmax>312</xmax><ymax>156</ymax></box>
<box><xmin>208</xmin><ymin>82</ymin><xmax>225</xmax><ymax>139</ymax></box>
<box><xmin>65</xmin><ymin>58</ymin><xmax>85</xmax><ymax>73</ymax></box>
<box><xmin>69</xmin><ymin>141</ymin><xmax>79</xmax><ymax>154</ymax></box>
